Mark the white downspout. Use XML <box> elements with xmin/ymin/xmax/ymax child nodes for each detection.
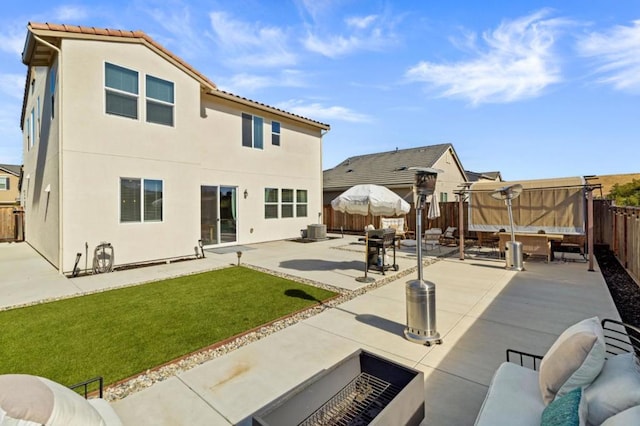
<box><xmin>33</xmin><ymin>35</ymin><xmax>64</xmax><ymax>274</ymax></box>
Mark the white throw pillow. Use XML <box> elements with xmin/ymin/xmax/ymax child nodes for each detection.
<box><xmin>539</xmin><ymin>317</ymin><xmax>606</xmax><ymax>404</ymax></box>
<box><xmin>585</xmin><ymin>352</ymin><xmax>640</xmax><ymax>425</ymax></box>
<box><xmin>600</xmin><ymin>405</ymin><xmax>640</xmax><ymax>426</ymax></box>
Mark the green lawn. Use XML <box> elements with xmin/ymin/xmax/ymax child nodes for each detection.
<box><xmin>0</xmin><ymin>266</ymin><xmax>336</xmax><ymax>387</ymax></box>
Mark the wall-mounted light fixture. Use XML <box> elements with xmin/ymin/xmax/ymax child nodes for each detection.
<box><xmin>244</xmin><ymin>189</ymin><xmax>248</xmax><ymax>199</ymax></box>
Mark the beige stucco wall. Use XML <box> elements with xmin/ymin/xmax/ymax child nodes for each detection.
<box><xmin>22</xmin><ymin>65</ymin><xmax>60</xmax><ymax>267</ymax></box>
<box><xmin>35</xmin><ymin>38</ymin><xmax>324</xmax><ymax>272</ymax></box>
<box><xmin>431</xmin><ymin>147</ymin><xmax>467</xmax><ymax>202</ymax></box>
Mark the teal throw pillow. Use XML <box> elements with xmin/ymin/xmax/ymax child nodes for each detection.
<box><xmin>541</xmin><ymin>387</ymin><xmax>586</xmax><ymax>426</ymax></box>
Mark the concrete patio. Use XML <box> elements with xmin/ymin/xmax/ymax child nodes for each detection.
<box><xmin>0</xmin><ymin>235</ymin><xmax>619</xmax><ymax>425</ymax></box>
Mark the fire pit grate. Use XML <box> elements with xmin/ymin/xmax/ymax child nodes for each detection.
<box><xmin>299</xmin><ymin>372</ymin><xmax>402</xmax><ymax>426</ymax></box>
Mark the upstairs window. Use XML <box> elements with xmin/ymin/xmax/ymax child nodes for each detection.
<box><xmin>146</xmin><ymin>75</ymin><xmax>174</xmax><ymax>126</ymax></box>
<box><xmin>272</xmin><ymin>121</ymin><xmax>281</xmax><ymax>146</ymax></box>
<box><xmin>264</xmin><ymin>188</ymin><xmax>278</xmax><ymax>219</ymax></box>
<box><xmin>50</xmin><ymin>66</ymin><xmax>56</xmax><ymax>119</ymax></box>
<box><xmin>0</xmin><ymin>177</ymin><xmax>9</xmax><ymax>190</ymax></box>
<box><xmin>25</xmin><ymin>117</ymin><xmax>30</xmax><ymax>150</ymax></box>
<box><xmin>242</xmin><ymin>113</ymin><xmax>263</xmax><ymax>149</ymax></box>
<box><xmin>105</xmin><ymin>63</ymin><xmax>138</xmax><ymax>119</ymax></box>
<box><xmin>29</xmin><ymin>109</ymin><xmax>35</xmax><ymax>150</ymax></box>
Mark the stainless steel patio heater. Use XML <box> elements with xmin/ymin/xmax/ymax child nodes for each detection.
<box><xmin>404</xmin><ymin>167</ymin><xmax>442</xmax><ymax>346</ymax></box>
<box><xmin>490</xmin><ymin>184</ymin><xmax>524</xmax><ymax>271</ymax></box>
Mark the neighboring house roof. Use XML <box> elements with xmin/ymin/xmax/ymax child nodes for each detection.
<box><xmin>465</xmin><ymin>170</ymin><xmax>503</xmax><ymax>182</ymax></box>
<box><xmin>0</xmin><ymin>164</ymin><xmax>21</xmax><ymax>176</ymax></box>
<box><xmin>20</xmin><ymin>22</ymin><xmax>329</xmax><ymax>131</ymax></box>
<box><xmin>323</xmin><ymin>144</ymin><xmax>461</xmax><ymax>191</ymax></box>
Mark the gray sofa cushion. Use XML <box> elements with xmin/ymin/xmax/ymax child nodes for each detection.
<box><xmin>475</xmin><ymin>362</ymin><xmax>545</xmax><ymax>426</ymax></box>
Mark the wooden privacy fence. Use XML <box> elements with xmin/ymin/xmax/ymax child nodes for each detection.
<box><xmin>326</xmin><ymin>199</ymin><xmax>639</xmax><ymax>284</ymax></box>
<box><xmin>594</xmin><ymin>200</ymin><xmax>640</xmax><ymax>284</ymax></box>
<box><xmin>0</xmin><ymin>206</ymin><xmax>24</xmax><ymax>242</ymax></box>
<box><xmin>323</xmin><ymin>202</ymin><xmax>465</xmax><ymax>234</ymax></box>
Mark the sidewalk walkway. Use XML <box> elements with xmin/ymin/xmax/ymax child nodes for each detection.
<box><xmin>0</xmin><ymin>238</ymin><xmax>619</xmax><ymax>425</ymax></box>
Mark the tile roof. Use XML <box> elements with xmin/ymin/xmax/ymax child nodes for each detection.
<box><xmin>25</xmin><ymin>22</ymin><xmax>217</xmax><ymax>90</ymax></box>
<box><xmin>22</xmin><ymin>22</ymin><xmax>329</xmax><ymax>130</ymax></box>
<box><xmin>323</xmin><ymin>144</ymin><xmax>453</xmax><ymax>190</ymax></box>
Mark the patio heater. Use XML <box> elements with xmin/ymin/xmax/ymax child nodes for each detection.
<box><xmin>404</xmin><ymin>167</ymin><xmax>442</xmax><ymax>346</ymax></box>
<box><xmin>491</xmin><ymin>184</ymin><xmax>524</xmax><ymax>271</ymax></box>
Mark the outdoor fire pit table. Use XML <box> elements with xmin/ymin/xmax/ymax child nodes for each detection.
<box><xmin>252</xmin><ymin>349</ymin><xmax>424</xmax><ymax>426</ymax></box>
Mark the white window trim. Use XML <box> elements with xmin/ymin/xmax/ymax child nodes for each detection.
<box><xmin>272</xmin><ymin>120</ymin><xmax>281</xmax><ymax>146</ymax></box>
<box><xmin>296</xmin><ymin>189</ymin><xmax>308</xmax><ymax>218</ymax></box>
<box><xmin>104</xmin><ymin>62</ymin><xmax>139</xmax><ymax>121</ymax></box>
<box><xmin>243</xmin><ymin>113</ymin><xmax>265</xmax><ymax>149</ymax></box>
<box><xmin>119</xmin><ymin>177</ymin><xmax>164</xmax><ymax>224</ymax></box>
<box><xmin>29</xmin><ymin>109</ymin><xmax>35</xmax><ymax>150</ymax></box>
<box><xmin>281</xmin><ymin>188</ymin><xmax>294</xmax><ymax>218</ymax></box>
<box><xmin>145</xmin><ymin>74</ymin><xmax>175</xmax><ymax>127</ymax></box>
<box><xmin>264</xmin><ymin>187</ymin><xmax>279</xmax><ymax>219</ymax></box>
<box><xmin>0</xmin><ymin>176</ymin><xmax>9</xmax><ymax>191</ymax></box>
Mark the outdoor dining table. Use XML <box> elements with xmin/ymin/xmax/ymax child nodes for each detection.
<box><xmin>498</xmin><ymin>232</ymin><xmax>564</xmax><ymax>262</ymax></box>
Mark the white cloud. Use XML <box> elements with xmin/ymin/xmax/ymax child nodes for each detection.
<box><xmin>0</xmin><ymin>29</ymin><xmax>27</xmax><ymax>56</ymax></box>
<box><xmin>209</xmin><ymin>11</ymin><xmax>296</xmax><ymax>68</ymax></box>
<box><xmin>346</xmin><ymin>15</ymin><xmax>377</xmax><ymax>30</ymax></box>
<box><xmin>406</xmin><ymin>10</ymin><xmax>566</xmax><ymax>105</ymax></box>
<box><xmin>303</xmin><ymin>14</ymin><xmax>396</xmax><ymax>58</ymax></box>
<box><xmin>577</xmin><ymin>20</ymin><xmax>640</xmax><ymax>92</ymax></box>
<box><xmin>217</xmin><ymin>70</ymin><xmax>306</xmax><ymax>93</ymax></box>
<box><xmin>53</xmin><ymin>5</ymin><xmax>89</xmax><ymax>22</ymax></box>
<box><xmin>275</xmin><ymin>99</ymin><xmax>371</xmax><ymax>123</ymax></box>
<box><xmin>146</xmin><ymin>7</ymin><xmax>206</xmax><ymax>60</ymax></box>
<box><xmin>0</xmin><ymin>73</ymin><xmax>25</xmax><ymax>99</ymax></box>
<box><xmin>297</xmin><ymin>0</ymin><xmax>335</xmax><ymax>22</ymax></box>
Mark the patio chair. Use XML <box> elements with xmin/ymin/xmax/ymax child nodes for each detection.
<box><xmin>381</xmin><ymin>217</ymin><xmax>406</xmax><ymax>247</ymax></box>
<box><xmin>439</xmin><ymin>226</ymin><xmax>457</xmax><ymax>246</ymax></box>
<box><xmin>423</xmin><ymin>228</ymin><xmax>442</xmax><ymax>252</ymax></box>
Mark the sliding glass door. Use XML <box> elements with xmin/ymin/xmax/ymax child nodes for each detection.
<box><xmin>201</xmin><ymin>186</ymin><xmax>237</xmax><ymax>245</ymax></box>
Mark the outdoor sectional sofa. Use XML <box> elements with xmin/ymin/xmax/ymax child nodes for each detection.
<box><xmin>474</xmin><ymin>317</ymin><xmax>640</xmax><ymax>426</ymax></box>
<box><xmin>0</xmin><ymin>374</ymin><xmax>121</xmax><ymax>425</ymax></box>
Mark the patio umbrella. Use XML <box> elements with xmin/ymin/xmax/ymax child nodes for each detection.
<box><xmin>331</xmin><ymin>184</ymin><xmax>411</xmax><ymax>217</ymax></box>
<box><xmin>427</xmin><ymin>191</ymin><xmax>441</xmax><ymax>220</ymax></box>
<box><xmin>331</xmin><ymin>184</ymin><xmax>410</xmax><ymax>282</ymax></box>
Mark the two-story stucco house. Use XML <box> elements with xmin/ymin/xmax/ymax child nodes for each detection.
<box><xmin>21</xmin><ymin>22</ymin><xmax>329</xmax><ymax>274</ymax></box>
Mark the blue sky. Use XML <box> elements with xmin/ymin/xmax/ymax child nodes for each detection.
<box><xmin>1</xmin><ymin>0</ymin><xmax>639</xmax><ymax>180</ymax></box>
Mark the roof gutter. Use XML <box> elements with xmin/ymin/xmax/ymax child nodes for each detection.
<box><xmin>33</xmin><ymin>34</ymin><xmax>64</xmax><ymax>275</ymax></box>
